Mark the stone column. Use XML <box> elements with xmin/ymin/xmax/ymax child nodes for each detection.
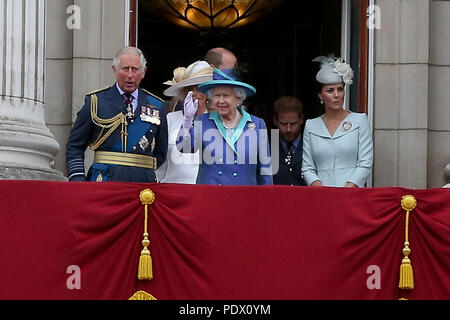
<box><xmin>429</xmin><ymin>1</ymin><xmax>450</xmax><ymax>187</ymax></box>
<box><xmin>0</xmin><ymin>0</ymin><xmax>65</xmax><ymax>180</ymax></box>
<box><xmin>373</xmin><ymin>0</ymin><xmax>429</xmax><ymax>187</ymax></box>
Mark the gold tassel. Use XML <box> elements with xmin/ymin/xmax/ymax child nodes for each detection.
<box><xmin>138</xmin><ymin>189</ymin><xmax>155</xmax><ymax>281</ymax></box>
<box><xmin>399</xmin><ymin>244</ymin><xmax>414</xmax><ymax>289</ymax></box>
<box><xmin>398</xmin><ymin>195</ymin><xmax>417</xmax><ymax>290</ymax></box>
<box><xmin>138</xmin><ymin>233</ymin><xmax>153</xmax><ymax>280</ymax></box>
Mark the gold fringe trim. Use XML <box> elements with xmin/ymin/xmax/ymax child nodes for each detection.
<box><xmin>138</xmin><ymin>189</ymin><xmax>155</xmax><ymax>280</ymax></box>
<box><xmin>129</xmin><ymin>290</ymin><xmax>157</xmax><ymax>300</ymax></box>
<box><xmin>398</xmin><ymin>195</ymin><xmax>417</xmax><ymax>290</ymax></box>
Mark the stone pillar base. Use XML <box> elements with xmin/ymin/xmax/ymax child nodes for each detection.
<box><xmin>0</xmin><ymin>120</ymin><xmax>67</xmax><ymax>181</ymax></box>
<box><xmin>0</xmin><ymin>164</ymin><xmax>67</xmax><ymax>181</ymax></box>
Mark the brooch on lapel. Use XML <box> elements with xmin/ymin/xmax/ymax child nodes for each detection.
<box><xmin>140</xmin><ymin>105</ymin><xmax>161</xmax><ymax>125</ymax></box>
<box><xmin>248</xmin><ymin>123</ymin><xmax>256</xmax><ymax>131</ymax></box>
<box><xmin>342</xmin><ymin>120</ymin><xmax>352</xmax><ymax>131</ymax></box>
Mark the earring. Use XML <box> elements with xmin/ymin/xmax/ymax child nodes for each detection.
<box><xmin>206</xmin><ymin>99</ymin><xmax>213</xmax><ymax>111</ymax></box>
<box><xmin>320</xmin><ymin>99</ymin><xmax>324</xmax><ymax>105</ymax></box>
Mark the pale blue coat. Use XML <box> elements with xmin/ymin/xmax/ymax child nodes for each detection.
<box><xmin>301</xmin><ymin>112</ymin><xmax>373</xmax><ymax>187</ymax></box>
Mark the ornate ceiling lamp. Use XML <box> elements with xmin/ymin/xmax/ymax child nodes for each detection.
<box><xmin>145</xmin><ymin>0</ymin><xmax>284</xmax><ymax>31</ymax></box>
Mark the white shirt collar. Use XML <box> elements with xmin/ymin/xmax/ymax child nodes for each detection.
<box><xmin>116</xmin><ymin>83</ymin><xmax>138</xmax><ymax>111</ymax></box>
<box><xmin>116</xmin><ymin>83</ymin><xmax>138</xmax><ymax>100</ymax></box>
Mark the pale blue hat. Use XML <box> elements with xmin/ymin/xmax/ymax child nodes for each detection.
<box><xmin>313</xmin><ymin>56</ymin><xmax>354</xmax><ymax>85</ymax></box>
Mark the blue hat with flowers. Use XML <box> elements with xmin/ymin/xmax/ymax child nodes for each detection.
<box><xmin>198</xmin><ymin>68</ymin><xmax>256</xmax><ymax>96</ymax></box>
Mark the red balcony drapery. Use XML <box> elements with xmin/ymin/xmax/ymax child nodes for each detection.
<box><xmin>0</xmin><ymin>181</ymin><xmax>449</xmax><ymax>300</ymax></box>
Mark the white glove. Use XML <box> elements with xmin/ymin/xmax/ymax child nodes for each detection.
<box><xmin>183</xmin><ymin>91</ymin><xmax>198</xmax><ymax>135</ymax></box>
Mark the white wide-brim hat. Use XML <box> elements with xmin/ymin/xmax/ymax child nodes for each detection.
<box><xmin>163</xmin><ymin>60</ymin><xmax>213</xmax><ymax>97</ymax></box>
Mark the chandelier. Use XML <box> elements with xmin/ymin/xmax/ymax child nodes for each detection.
<box><xmin>145</xmin><ymin>0</ymin><xmax>283</xmax><ymax>31</ymax></box>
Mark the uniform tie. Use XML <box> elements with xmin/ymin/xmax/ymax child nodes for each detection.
<box><xmin>286</xmin><ymin>142</ymin><xmax>294</xmax><ymax>155</ymax></box>
<box><xmin>122</xmin><ymin>93</ymin><xmax>134</xmax><ymax>104</ymax></box>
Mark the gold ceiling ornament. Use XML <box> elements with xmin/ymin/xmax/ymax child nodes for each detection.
<box><xmin>138</xmin><ymin>189</ymin><xmax>156</xmax><ymax>281</ymax></box>
<box><xmin>129</xmin><ymin>290</ymin><xmax>157</xmax><ymax>300</ymax></box>
<box><xmin>398</xmin><ymin>195</ymin><xmax>417</xmax><ymax>290</ymax></box>
<box><xmin>145</xmin><ymin>0</ymin><xmax>284</xmax><ymax>30</ymax></box>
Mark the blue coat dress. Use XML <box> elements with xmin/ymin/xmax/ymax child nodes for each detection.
<box><xmin>301</xmin><ymin>112</ymin><xmax>373</xmax><ymax>187</ymax></box>
<box><xmin>176</xmin><ymin>107</ymin><xmax>273</xmax><ymax>185</ymax></box>
<box><xmin>66</xmin><ymin>85</ymin><xmax>168</xmax><ymax>182</ymax></box>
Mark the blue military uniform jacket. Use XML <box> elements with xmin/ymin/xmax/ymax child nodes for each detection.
<box><xmin>272</xmin><ymin>136</ymin><xmax>306</xmax><ymax>186</ymax></box>
<box><xmin>176</xmin><ymin>107</ymin><xmax>273</xmax><ymax>185</ymax></box>
<box><xmin>66</xmin><ymin>84</ymin><xmax>168</xmax><ymax>182</ymax></box>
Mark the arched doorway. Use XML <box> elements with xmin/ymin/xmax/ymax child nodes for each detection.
<box><xmin>133</xmin><ymin>0</ymin><xmax>369</xmax><ymax>129</ymax></box>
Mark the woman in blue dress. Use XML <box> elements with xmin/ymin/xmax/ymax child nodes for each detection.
<box><xmin>176</xmin><ymin>68</ymin><xmax>272</xmax><ymax>185</ymax></box>
<box><xmin>301</xmin><ymin>56</ymin><xmax>373</xmax><ymax>187</ymax></box>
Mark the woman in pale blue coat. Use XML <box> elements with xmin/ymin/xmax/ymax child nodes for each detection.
<box><xmin>301</xmin><ymin>56</ymin><xmax>373</xmax><ymax>187</ymax></box>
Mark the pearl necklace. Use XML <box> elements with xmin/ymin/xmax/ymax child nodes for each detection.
<box><xmin>221</xmin><ymin>111</ymin><xmax>241</xmax><ymax>129</ymax></box>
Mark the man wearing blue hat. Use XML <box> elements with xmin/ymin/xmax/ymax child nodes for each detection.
<box><xmin>175</xmin><ymin>68</ymin><xmax>273</xmax><ymax>185</ymax></box>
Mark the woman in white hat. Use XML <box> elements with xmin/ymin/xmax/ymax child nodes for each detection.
<box><xmin>176</xmin><ymin>68</ymin><xmax>273</xmax><ymax>185</ymax></box>
<box><xmin>301</xmin><ymin>56</ymin><xmax>373</xmax><ymax>187</ymax></box>
<box><xmin>156</xmin><ymin>60</ymin><xmax>213</xmax><ymax>183</ymax></box>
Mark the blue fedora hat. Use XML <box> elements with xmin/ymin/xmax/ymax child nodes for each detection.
<box><xmin>198</xmin><ymin>68</ymin><xmax>256</xmax><ymax>97</ymax></box>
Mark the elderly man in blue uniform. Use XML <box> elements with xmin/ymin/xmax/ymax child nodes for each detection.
<box><xmin>66</xmin><ymin>46</ymin><xmax>167</xmax><ymax>182</ymax></box>
<box><xmin>272</xmin><ymin>96</ymin><xmax>306</xmax><ymax>186</ymax></box>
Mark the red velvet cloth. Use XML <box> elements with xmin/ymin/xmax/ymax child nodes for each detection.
<box><xmin>0</xmin><ymin>181</ymin><xmax>449</xmax><ymax>299</ymax></box>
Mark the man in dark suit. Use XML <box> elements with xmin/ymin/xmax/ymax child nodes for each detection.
<box><xmin>272</xmin><ymin>96</ymin><xmax>306</xmax><ymax>186</ymax></box>
<box><xmin>66</xmin><ymin>46</ymin><xmax>167</xmax><ymax>182</ymax></box>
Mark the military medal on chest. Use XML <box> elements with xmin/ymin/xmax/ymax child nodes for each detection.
<box><xmin>140</xmin><ymin>105</ymin><xmax>161</xmax><ymax>125</ymax></box>
<box><xmin>285</xmin><ymin>154</ymin><xmax>292</xmax><ymax>166</ymax></box>
<box><xmin>126</xmin><ymin>104</ymin><xmax>134</xmax><ymax>120</ymax></box>
<box><xmin>122</xmin><ymin>93</ymin><xmax>135</xmax><ymax>121</ymax></box>
<box><xmin>139</xmin><ymin>135</ymin><xmax>149</xmax><ymax>151</ymax></box>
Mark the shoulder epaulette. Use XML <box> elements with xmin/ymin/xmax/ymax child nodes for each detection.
<box><xmin>86</xmin><ymin>86</ymin><xmax>109</xmax><ymax>96</ymax></box>
<box><xmin>142</xmin><ymin>88</ymin><xmax>164</xmax><ymax>102</ymax></box>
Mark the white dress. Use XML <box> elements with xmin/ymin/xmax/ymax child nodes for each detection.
<box><xmin>156</xmin><ymin>111</ymin><xmax>200</xmax><ymax>183</ymax></box>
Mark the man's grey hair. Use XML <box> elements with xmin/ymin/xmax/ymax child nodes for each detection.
<box><xmin>207</xmin><ymin>86</ymin><xmax>247</xmax><ymax>105</ymax></box>
<box><xmin>112</xmin><ymin>46</ymin><xmax>147</xmax><ymax>70</ymax></box>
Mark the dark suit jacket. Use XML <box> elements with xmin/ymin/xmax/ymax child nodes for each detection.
<box><xmin>66</xmin><ymin>84</ymin><xmax>168</xmax><ymax>182</ymax></box>
<box><xmin>272</xmin><ymin>136</ymin><xmax>306</xmax><ymax>186</ymax></box>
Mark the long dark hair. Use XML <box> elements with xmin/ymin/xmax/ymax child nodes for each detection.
<box><xmin>313</xmin><ymin>81</ymin><xmax>326</xmax><ymax>116</ymax></box>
